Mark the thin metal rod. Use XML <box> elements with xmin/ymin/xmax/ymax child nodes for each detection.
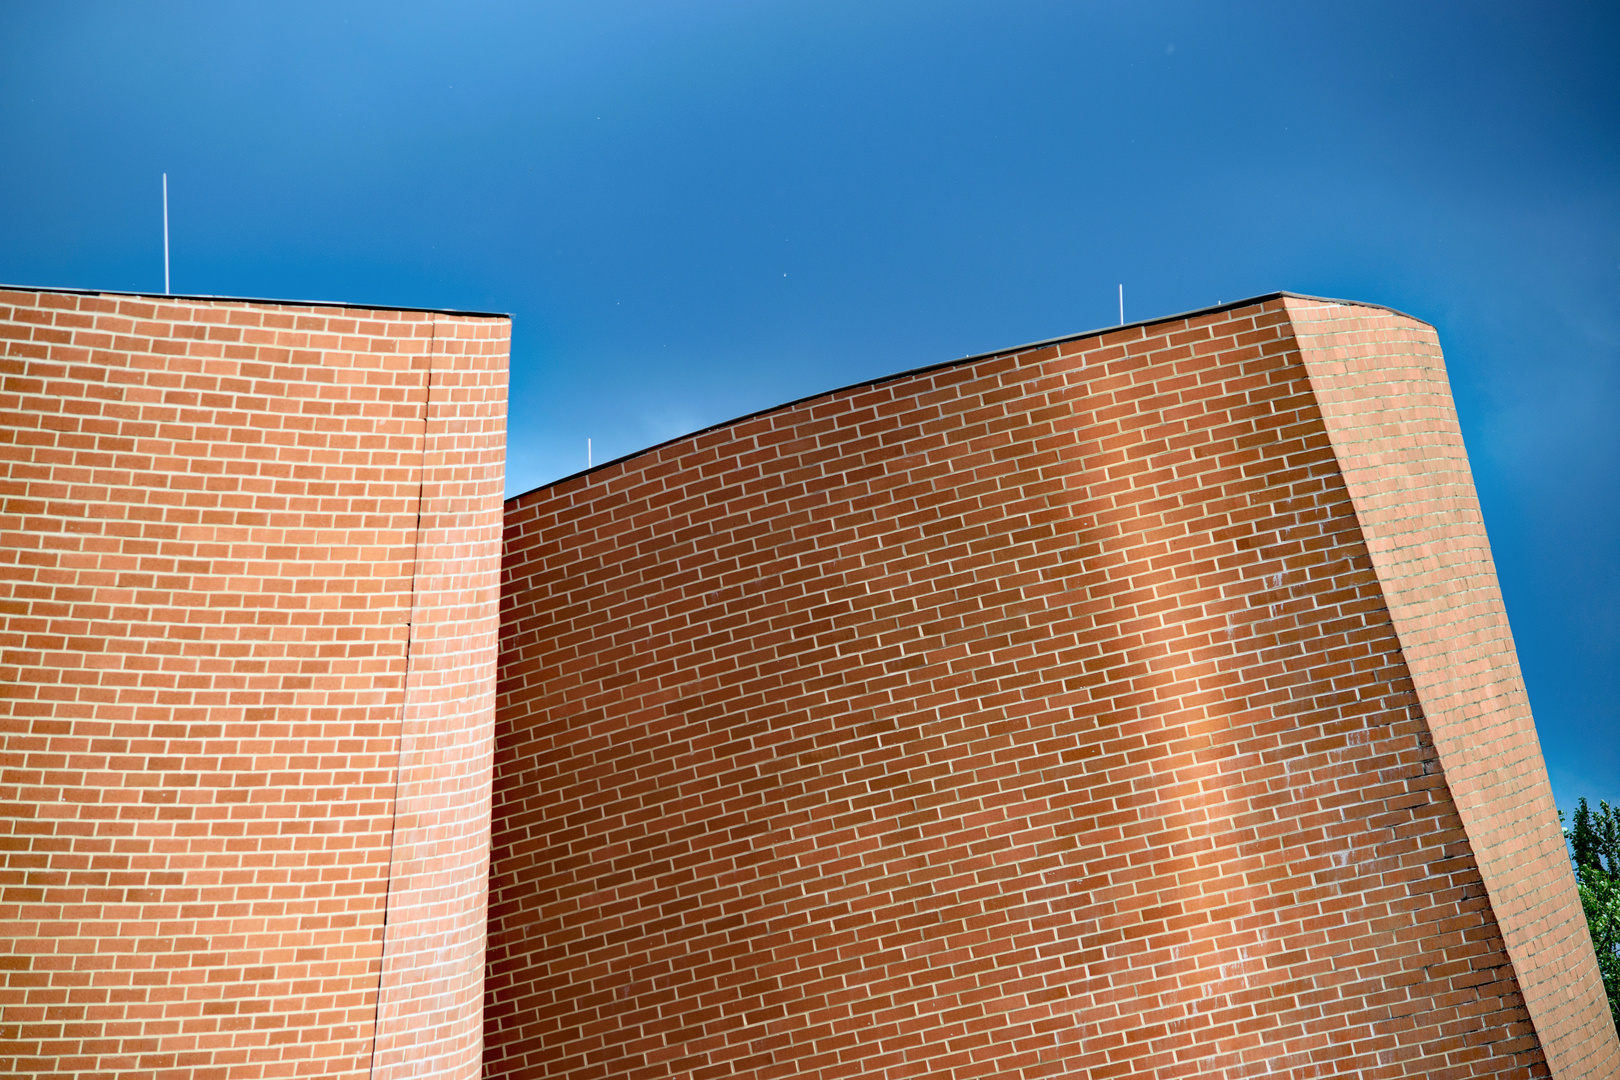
<box><xmin>587</xmin><ymin>438</ymin><xmax>592</xmax><ymax>468</ymax></box>
<box><xmin>1118</xmin><ymin>284</ymin><xmax>1123</xmax><ymax>326</ymax></box>
<box><xmin>162</xmin><ymin>174</ymin><xmax>170</xmax><ymax>294</ymax></box>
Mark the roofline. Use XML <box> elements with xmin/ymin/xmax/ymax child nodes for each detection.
<box><xmin>0</xmin><ymin>282</ymin><xmax>510</xmax><ymax>320</ymax></box>
<box><xmin>507</xmin><ymin>290</ymin><xmax>1431</xmax><ymax>505</ymax></box>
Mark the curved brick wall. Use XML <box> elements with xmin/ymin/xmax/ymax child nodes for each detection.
<box><xmin>0</xmin><ymin>288</ymin><xmax>507</xmax><ymax>1080</ymax></box>
<box><xmin>490</xmin><ymin>296</ymin><xmax>1614</xmax><ymax>1078</ymax></box>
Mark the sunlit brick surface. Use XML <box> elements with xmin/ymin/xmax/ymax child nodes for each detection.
<box><xmin>1285</xmin><ymin>297</ymin><xmax>1620</xmax><ymax>1079</ymax></box>
<box><xmin>0</xmin><ymin>289</ymin><xmax>507</xmax><ymax>1080</ymax></box>
<box><xmin>490</xmin><ymin>297</ymin><xmax>1612</xmax><ymax>1079</ymax></box>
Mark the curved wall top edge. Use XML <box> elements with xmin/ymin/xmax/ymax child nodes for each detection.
<box><xmin>507</xmin><ymin>291</ymin><xmax>1433</xmax><ymax>502</ymax></box>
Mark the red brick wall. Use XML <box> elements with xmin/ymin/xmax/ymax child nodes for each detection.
<box><xmin>490</xmin><ymin>297</ymin><xmax>1577</xmax><ymax>1078</ymax></box>
<box><xmin>0</xmin><ymin>288</ymin><xmax>507</xmax><ymax>1080</ymax></box>
<box><xmin>1285</xmin><ymin>296</ymin><xmax>1620</xmax><ymax>1077</ymax></box>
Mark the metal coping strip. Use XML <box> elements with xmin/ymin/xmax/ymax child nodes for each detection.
<box><xmin>0</xmin><ymin>281</ymin><xmax>509</xmax><ymax>319</ymax></box>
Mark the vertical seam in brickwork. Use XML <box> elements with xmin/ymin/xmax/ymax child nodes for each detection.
<box><xmin>367</xmin><ymin>315</ymin><xmax>437</xmax><ymax>1080</ymax></box>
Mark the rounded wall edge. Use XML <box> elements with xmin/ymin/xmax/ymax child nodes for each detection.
<box><xmin>373</xmin><ymin>316</ymin><xmax>511</xmax><ymax>1080</ymax></box>
<box><xmin>1283</xmin><ymin>295</ymin><xmax>1620</xmax><ymax>1079</ymax></box>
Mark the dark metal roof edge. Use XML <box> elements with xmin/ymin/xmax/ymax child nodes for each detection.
<box><xmin>507</xmin><ymin>289</ymin><xmax>1432</xmax><ymax>505</ymax></box>
<box><xmin>0</xmin><ymin>282</ymin><xmax>510</xmax><ymax>320</ymax></box>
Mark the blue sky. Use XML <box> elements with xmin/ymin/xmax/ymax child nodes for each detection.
<box><xmin>2</xmin><ymin>1</ymin><xmax>1615</xmax><ymax>811</ymax></box>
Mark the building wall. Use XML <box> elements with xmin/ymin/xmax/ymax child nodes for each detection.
<box><xmin>3</xmin><ymin>285</ymin><xmax>1606</xmax><ymax>1080</ymax></box>
<box><xmin>0</xmin><ymin>288</ymin><xmax>507</xmax><ymax>1080</ymax></box>
<box><xmin>490</xmin><ymin>296</ymin><xmax>1608</xmax><ymax>1078</ymax></box>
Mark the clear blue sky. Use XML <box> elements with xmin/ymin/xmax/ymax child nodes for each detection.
<box><xmin>2</xmin><ymin>1</ymin><xmax>1615</xmax><ymax>812</ymax></box>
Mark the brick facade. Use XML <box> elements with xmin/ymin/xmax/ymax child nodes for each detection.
<box><xmin>0</xmin><ymin>289</ymin><xmax>507</xmax><ymax>1080</ymax></box>
<box><xmin>490</xmin><ymin>296</ymin><xmax>1616</xmax><ymax>1079</ymax></box>
<box><xmin>2</xmin><ymin>286</ymin><xmax>1609</xmax><ymax>1079</ymax></box>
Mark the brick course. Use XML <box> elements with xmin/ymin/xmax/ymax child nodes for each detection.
<box><xmin>490</xmin><ymin>296</ymin><xmax>1612</xmax><ymax>1079</ymax></box>
<box><xmin>0</xmin><ymin>289</ymin><xmax>507</xmax><ymax>1080</ymax></box>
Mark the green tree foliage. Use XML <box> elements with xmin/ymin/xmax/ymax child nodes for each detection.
<box><xmin>1565</xmin><ymin>798</ymin><xmax>1620</xmax><ymax>1032</ymax></box>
